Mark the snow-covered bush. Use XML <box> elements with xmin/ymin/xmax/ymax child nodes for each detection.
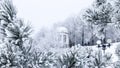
<box><xmin>0</xmin><ymin>0</ymin><xmax>33</xmax><ymax>68</ymax></box>
<box><xmin>114</xmin><ymin>61</ymin><xmax>120</xmax><ymax>68</ymax></box>
<box><xmin>0</xmin><ymin>44</ymin><xmax>19</xmax><ymax>68</ymax></box>
<box><xmin>56</xmin><ymin>50</ymin><xmax>79</xmax><ymax>68</ymax></box>
<box><xmin>31</xmin><ymin>51</ymin><xmax>56</xmax><ymax>68</ymax></box>
<box><xmin>55</xmin><ymin>45</ymin><xmax>94</xmax><ymax>68</ymax></box>
<box><xmin>92</xmin><ymin>50</ymin><xmax>105</xmax><ymax>68</ymax></box>
<box><xmin>115</xmin><ymin>44</ymin><xmax>120</xmax><ymax>60</ymax></box>
<box><xmin>115</xmin><ymin>44</ymin><xmax>120</xmax><ymax>68</ymax></box>
<box><xmin>87</xmin><ymin>49</ymin><xmax>113</xmax><ymax>68</ymax></box>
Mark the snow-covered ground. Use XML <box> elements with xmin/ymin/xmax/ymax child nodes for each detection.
<box><xmin>90</xmin><ymin>42</ymin><xmax>120</xmax><ymax>62</ymax></box>
<box><xmin>50</xmin><ymin>42</ymin><xmax>120</xmax><ymax>63</ymax></box>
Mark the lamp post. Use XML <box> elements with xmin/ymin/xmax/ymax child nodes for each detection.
<box><xmin>96</xmin><ymin>40</ymin><xmax>101</xmax><ymax>48</ymax></box>
<box><xmin>107</xmin><ymin>39</ymin><xmax>112</xmax><ymax>47</ymax></box>
<box><xmin>96</xmin><ymin>39</ymin><xmax>112</xmax><ymax>53</ymax></box>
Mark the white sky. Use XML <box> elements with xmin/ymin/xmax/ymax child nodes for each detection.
<box><xmin>12</xmin><ymin>0</ymin><xmax>94</xmax><ymax>33</ymax></box>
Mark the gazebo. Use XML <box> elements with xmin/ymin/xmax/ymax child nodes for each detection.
<box><xmin>56</xmin><ymin>27</ymin><xmax>69</xmax><ymax>48</ymax></box>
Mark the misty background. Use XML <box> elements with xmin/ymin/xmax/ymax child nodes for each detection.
<box><xmin>12</xmin><ymin>0</ymin><xmax>94</xmax><ymax>34</ymax></box>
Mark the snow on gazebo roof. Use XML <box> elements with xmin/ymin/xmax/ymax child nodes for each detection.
<box><xmin>57</xmin><ymin>27</ymin><xmax>68</xmax><ymax>33</ymax></box>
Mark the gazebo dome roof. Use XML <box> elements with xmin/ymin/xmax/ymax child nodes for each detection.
<box><xmin>57</xmin><ymin>27</ymin><xmax>68</xmax><ymax>33</ymax></box>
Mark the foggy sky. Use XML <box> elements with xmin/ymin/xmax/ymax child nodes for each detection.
<box><xmin>13</xmin><ymin>0</ymin><xmax>94</xmax><ymax>34</ymax></box>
